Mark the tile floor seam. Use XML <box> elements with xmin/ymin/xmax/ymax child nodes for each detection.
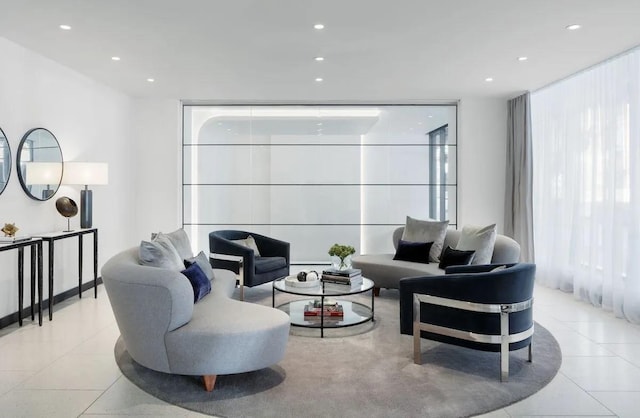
<box><xmin>554</xmin><ymin>369</ymin><xmax>619</xmax><ymax>417</ymax></box>
<box><xmin>78</xmin><ymin>374</ymin><xmax>124</xmax><ymax>417</ymax></box>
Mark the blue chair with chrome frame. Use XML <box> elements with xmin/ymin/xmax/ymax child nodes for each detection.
<box><xmin>209</xmin><ymin>230</ymin><xmax>290</xmax><ymax>300</ymax></box>
<box><xmin>399</xmin><ymin>263</ymin><xmax>536</xmax><ymax>381</ymax></box>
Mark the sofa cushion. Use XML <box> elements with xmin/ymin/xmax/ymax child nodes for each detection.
<box><xmin>455</xmin><ymin>224</ymin><xmax>497</xmax><ymax>265</ymax></box>
<box><xmin>255</xmin><ymin>256</ymin><xmax>287</xmax><ymax>274</ymax></box>
<box><xmin>181</xmin><ymin>263</ymin><xmax>211</xmax><ymax>302</ymax></box>
<box><xmin>152</xmin><ymin>229</ymin><xmax>193</xmax><ymax>260</ymax></box>
<box><xmin>438</xmin><ymin>246</ymin><xmax>476</xmax><ymax>269</ymax></box>
<box><xmin>393</xmin><ymin>240</ymin><xmax>432</xmax><ymax>264</ymax></box>
<box><xmin>184</xmin><ymin>251</ymin><xmax>216</xmax><ymax>281</ymax></box>
<box><xmin>401</xmin><ymin>216</ymin><xmax>449</xmax><ymax>262</ymax></box>
<box><xmin>139</xmin><ymin>234</ymin><xmax>184</xmax><ymax>271</ymax></box>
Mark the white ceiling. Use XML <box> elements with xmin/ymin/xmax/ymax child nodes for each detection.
<box><xmin>1</xmin><ymin>0</ymin><xmax>639</xmax><ymax>101</ymax></box>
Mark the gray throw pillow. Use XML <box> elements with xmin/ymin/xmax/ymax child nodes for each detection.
<box><xmin>151</xmin><ymin>229</ymin><xmax>193</xmax><ymax>260</ymax></box>
<box><xmin>139</xmin><ymin>234</ymin><xmax>184</xmax><ymax>271</ymax></box>
<box><xmin>401</xmin><ymin>216</ymin><xmax>449</xmax><ymax>262</ymax></box>
<box><xmin>184</xmin><ymin>251</ymin><xmax>216</xmax><ymax>282</ymax></box>
<box><xmin>455</xmin><ymin>224</ymin><xmax>497</xmax><ymax>265</ymax></box>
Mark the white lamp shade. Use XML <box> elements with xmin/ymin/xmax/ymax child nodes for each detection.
<box><xmin>25</xmin><ymin>162</ymin><xmax>63</xmax><ymax>184</ymax></box>
<box><xmin>63</xmin><ymin>162</ymin><xmax>109</xmax><ymax>186</ymax></box>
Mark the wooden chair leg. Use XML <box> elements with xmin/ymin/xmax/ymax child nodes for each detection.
<box><xmin>202</xmin><ymin>374</ymin><xmax>217</xmax><ymax>391</ymax></box>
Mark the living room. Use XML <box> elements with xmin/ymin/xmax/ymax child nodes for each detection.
<box><xmin>0</xmin><ymin>1</ymin><xmax>639</xmax><ymax>417</ymax></box>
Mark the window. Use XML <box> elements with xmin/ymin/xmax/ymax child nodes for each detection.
<box><xmin>183</xmin><ymin>105</ymin><xmax>457</xmax><ymax>263</ymax></box>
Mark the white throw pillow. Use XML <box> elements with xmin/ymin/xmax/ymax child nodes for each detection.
<box><xmin>139</xmin><ymin>234</ymin><xmax>184</xmax><ymax>271</ymax></box>
<box><xmin>231</xmin><ymin>235</ymin><xmax>261</xmax><ymax>256</ymax></box>
<box><xmin>401</xmin><ymin>216</ymin><xmax>449</xmax><ymax>262</ymax></box>
<box><xmin>455</xmin><ymin>224</ymin><xmax>497</xmax><ymax>265</ymax></box>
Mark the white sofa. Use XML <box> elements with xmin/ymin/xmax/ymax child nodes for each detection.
<box><xmin>102</xmin><ymin>247</ymin><xmax>290</xmax><ymax>391</ymax></box>
<box><xmin>352</xmin><ymin>227</ymin><xmax>521</xmax><ymax>292</ymax></box>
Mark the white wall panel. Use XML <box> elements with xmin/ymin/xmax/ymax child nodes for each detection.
<box><xmin>269</xmin><ymin>185</ymin><xmax>360</xmax><ymax>224</ymax></box>
<box><xmin>184</xmin><ymin>185</ymin><xmax>271</xmax><ymax>224</ymax></box>
<box><xmin>183</xmin><ymin>145</ymin><xmax>270</xmax><ymax>184</ymax></box>
<box><xmin>269</xmin><ymin>145</ymin><xmax>361</xmax><ymax>184</ymax></box>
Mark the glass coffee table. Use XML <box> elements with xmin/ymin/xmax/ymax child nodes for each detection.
<box><xmin>272</xmin><ymin>276</ymin><xmax>375</xmax><ymax>337</ymax></box>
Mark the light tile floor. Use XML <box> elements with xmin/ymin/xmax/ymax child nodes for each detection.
<box><xmin>0</xmin><ymin>283</ymin><xmax>638</xmax><ymax>417</ymax></box>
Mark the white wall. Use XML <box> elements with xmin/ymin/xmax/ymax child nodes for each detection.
<box><xmin>131</xmin><ymin>99</ymin><xmax>182</xmax><ymax>241</ymax></box>
<box><xmin>0</xmin><ymin>37</ymin><xmax>135</xmax><ymax>319</ymax></box>
<box><xmin>458</xmin><ymin>98</ymin><xmax>508</xmax><ymax>232</ymax></box>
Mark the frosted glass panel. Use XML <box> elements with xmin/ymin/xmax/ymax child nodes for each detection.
<box><xmin>183</xmin><ymin>146</ymin><xmax>270</xmax><ymax>184</ymax></box>
<box><xmin>269</xmin><ymin>145</ymin><xmax>360</xmax><ymax>184</ymax></box>
<box><xmin>183</xmin><ymin>105</ymin><xmax>457</xmax><ymax>262</ymax></box>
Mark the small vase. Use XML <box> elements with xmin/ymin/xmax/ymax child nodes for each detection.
<box><xmin>331</xmin><ymin>255</ymin><xmax>352</xmax><ymax>270</ymax></box>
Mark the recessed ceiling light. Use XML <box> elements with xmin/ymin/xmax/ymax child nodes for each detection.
<box><xmin>518</xmin><ymin>56</ymin><xmax>528</xmax><ymax>61</ymax></box>
<box><xmin>59</xmin><ymin>24</ymin><xmax>71</xmax><ymax>30</ymax></box>
<box><xmin>566</xmin><ymin>24</ymin><xmax>581</xmax><ymax>30</ymax></box>
<box><xmin>485</xmin><ymin>77</ymin><xmax>494</xmax><ymax>82</ymax></box>
<box><xmin>315</xmin><ymin>77</ymin><xmax>323</xmax><ymax>82</ymax></box>
<box><xmin>146</xmin><ymin>78</ymin><xmax>155</xmax><ymax>83</ymax></box>
<box><xmin>314</xmin><ymin>23</ymin><xmax>325</xmax><ymax>30</ymax></box>
<box><xmin>111</xmin><ymin>56</ymin><xmax>121</xmax><ymax>61</ymax></box>
<box><xmin>315</xmin><ymin>56</ymin><xmax>325</xmax><ymax>62</ymax></box>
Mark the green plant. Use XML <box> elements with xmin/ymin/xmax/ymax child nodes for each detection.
<box><xmin>328</xmin><ymin>243</ymin><xmax>356</xmax><ymax>268</ymax></box>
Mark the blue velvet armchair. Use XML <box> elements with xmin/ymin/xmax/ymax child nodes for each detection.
<box><xmin>399</xmin><ymin>263</ymin><xmax>536</xmax><ymax>381</ymax></box>
<box><xmin>209</xmin><ymin>230</ymin><xmax>290</xmax><ymax>300</ymax></box>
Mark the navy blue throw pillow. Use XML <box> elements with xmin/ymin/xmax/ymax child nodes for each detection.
<box><xmin>181</xmin><ymin>263</ymin><xmax>211</xmax><ymax>302</ymax></box>
<box><xmin>393</xmin><ymin>240</ymin><xmax>433</xmax><ymax>264</ymax></box>
<box><xmin>438</xmin><ymin>246</ymin><xmax>476</xmax><ymax>269</ymax></box>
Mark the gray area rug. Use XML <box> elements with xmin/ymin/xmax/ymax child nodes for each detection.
<box><xmin>115</xmin><ymin>287</ymin><xmax>561</xmax><ymax>418</ymax></box>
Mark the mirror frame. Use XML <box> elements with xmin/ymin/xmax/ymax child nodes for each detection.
<box><xmin>0</xmin><ymin>126</ymin><xmax>10</xmax><ymax>196</ymax></box>
<box><xmin>16</xmin><ymin>128</ymin><xmax>64</xmax><ymax>201</ymax></box>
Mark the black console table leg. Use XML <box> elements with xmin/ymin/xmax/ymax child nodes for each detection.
<box><xmin>93</xmin><ymin>230</ymin><xmax>98</xmax><ymax>298</ymax></box>
<box><xmin>48</xmin><ymin>242</ymin><xmax>54</xmax><ymax>321</ymax></box>
<box><xmin>78</xmin><ymin>235</ymin><xmax>83</xmax><ymax>298</ymax></box>
<box><xmin>18</xmin><ymin>247</ymin><xmax>24</xmax><ymax>326</ymax></box>
<box><xmin>30</xmin><ymin>244</ymin><xmax>36</xmax><ymax>321</ymax></box>
<box><xmin>37</xmin><ymin>241</ymin><xmax>43</xmax><ymax>326</ymax></box>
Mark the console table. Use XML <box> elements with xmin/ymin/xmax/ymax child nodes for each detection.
<box><xmin>0</xmin><ymin>238</ymin><xmax>43</xmax><ymax>326</ymax></box>
<box><xmin>34</xmin><ymin>228</ymin><xmax>98</xmax><ymax>320</ymax></box>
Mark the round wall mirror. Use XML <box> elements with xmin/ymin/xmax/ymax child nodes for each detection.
<box><xmin>0</xmin><ymin>127</ymin><xmax>10</xmax><ymax>195</ymax></box>
<box><xmin>17</xmin><ymin>128</ymin><xmax>63</xmax><ymax>201</ymax></box>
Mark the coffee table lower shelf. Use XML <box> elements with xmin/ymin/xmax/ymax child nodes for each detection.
<box><xmin>276</xmin><ymin>299</ymin><xmax>373</xmax><ymax>337</ymax></box>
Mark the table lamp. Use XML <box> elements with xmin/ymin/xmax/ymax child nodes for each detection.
<box><xmin>62</xmin><ymin>162</ymin><xmax>108</xmax><ymax>228</ymax></box>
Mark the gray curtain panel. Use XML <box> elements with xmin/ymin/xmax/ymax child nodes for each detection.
<box><xmin>505</xmin><ymin>92</ymin><xmax>534</xmax><ymax>262</ymax></box>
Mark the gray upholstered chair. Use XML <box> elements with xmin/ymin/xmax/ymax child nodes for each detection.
<box><xmin>399</xmin><ymin>263</ymin><xmax>536</xmax><ymax>381</ymax></box>
<box><xmin>209</xmin><ymin>230</ymin><xmax>290</xmax><ymax>300</ymax></box>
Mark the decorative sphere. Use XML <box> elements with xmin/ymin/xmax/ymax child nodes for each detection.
<box><xmin>297</xmin><ymin>271</ymin><xmax>308</xmax><ymax>282</ymax></box>
<box><xmin>55</xmin><ymin>197</ymin><xmax>78</xmax><ymax>218</ymax></box>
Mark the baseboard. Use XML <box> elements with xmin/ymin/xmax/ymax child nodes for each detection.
<box><xmin>0</xmin><ymin>277</ymin><xmax>104</xmax><ymax>329</ymax></box>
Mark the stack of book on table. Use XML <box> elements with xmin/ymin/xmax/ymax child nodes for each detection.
<box><xmin>321</xmin><ymin>268</ymin><xmax>363</xmax><ymax>290</ymax></box>
<box><xmin>303</xmin><ymin>299</ymin><xmax>344</xmax><ymax>319</ymax></box>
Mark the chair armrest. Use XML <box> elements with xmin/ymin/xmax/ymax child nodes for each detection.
<box><xmin>209</xmin><ymin>234</ymin><xmax>255</xmax><ymax>275</ymax></box>
<box><xmin>444</xmin><ymin>263</ymin><xmax>516</xmax><ymax>275</ymax></box>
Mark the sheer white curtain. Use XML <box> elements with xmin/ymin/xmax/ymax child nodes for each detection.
<box><xmin>531</xmin><ymin>47</ymin><xmax>640</xmax><ymax>323</ymax></box>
